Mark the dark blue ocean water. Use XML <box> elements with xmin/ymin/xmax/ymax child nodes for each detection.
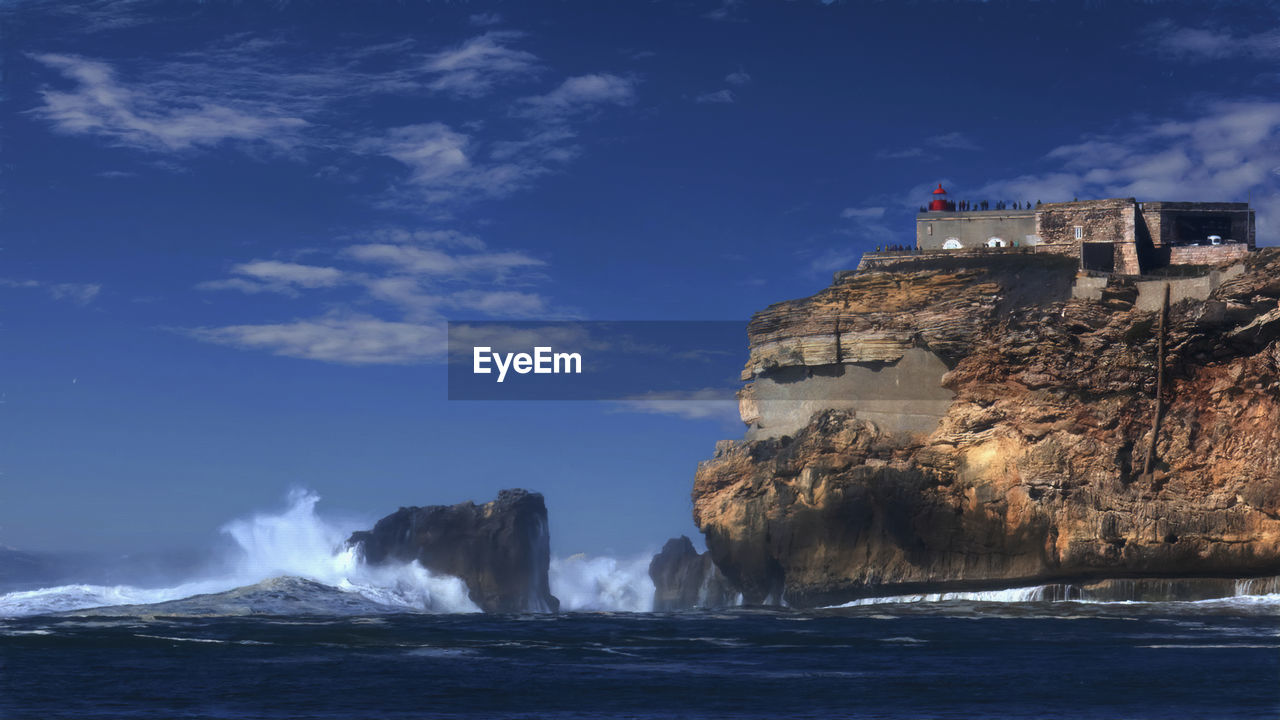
<box><xmin>2</xmin><ymin>601</ymin><xmax>1277</xmax><ymax>719</ymax></box>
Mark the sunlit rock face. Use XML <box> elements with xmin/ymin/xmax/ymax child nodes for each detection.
<box><xmin>349</xmin><ymin>489</ymin><xmax>559</xmax><ymax>613</ymax></box>
<box><xmin>695</xmin><ymin>251</ymin><xmax>1280</xmax><ymax>608</ymax></box>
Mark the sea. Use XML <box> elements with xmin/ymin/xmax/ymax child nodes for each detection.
<box><xmin>2</xmin><ymin>492</ymin><xmax>1277</xmax><ymax>719</ymax></box>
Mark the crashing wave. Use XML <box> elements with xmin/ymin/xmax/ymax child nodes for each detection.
<box><xmin>0</xmin><ymin>490</ymin><xmax>478</xmax><ymax>618</ymax></box>
<box><xmin>550</xmin><ymin>553</ymin><xmax>655</xmax><ymax>612</ymax></box>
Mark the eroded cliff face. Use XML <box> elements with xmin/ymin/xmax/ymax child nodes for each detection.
<box><xmin>695</xmin><ymin>252</ymin><xmax>1280</xmax><ymax>607</ymax></box>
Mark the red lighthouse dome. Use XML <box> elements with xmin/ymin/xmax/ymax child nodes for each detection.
<box><xmin>928</xmin><ymin>183</ymin><xmax>948</xmax><ymax>212</ymax></box>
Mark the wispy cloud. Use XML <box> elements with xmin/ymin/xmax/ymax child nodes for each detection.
<box><xmin>1141</xmin><ymin>20</ymin><xmax>1280</xmax><ymax>62</ymax></box>
<box><xmin>0</xmin><ymin>278</ymin><xmax>102</xmax><ymax>305</ymax></box>
<box><xmin>28</xmin><ymin>35</ymin><xmax>630</xmax><ymax>213</ymax></box>
<box><xmin>840</xmin><ymin>206</ymin><xmax>885</xmax><ymax>220</ymax></box>
<box><xmin>875</xmin><ymin>132</ymin><xmax>982</xmax><ymax>161</ymax></box>
<box><xmin>191</xmin><ymin>230</ymin><xmax>559</xmax><ymax>364</ymax></box>
<box><xmin>196</xmin><ymin>261</ymin><xmax>347</xmax><ymax>297</ymax></box>
<box><xmin>612</xmin><ymin>388</ymin><xmax>740</xmax><ymax>424</ymax></box>
<box><xmin>695</xmin><ymin>89</ymin><xmax>735</xmax><ymax>104</ymax></box>
<box><xmin>468</xmin><ymin>12</ymin><xmax>504</xmax><ymax>28</ymax></box>
<box><xmin>29</xmin><ymin>0</ymin><xmax>160</xmax><ymax>34</ymax></box>
<box><xmin>725</xmin><ymin>70</ymin><xmax>751</xmax><ymax>86</ymax></box>
<box><xmin>30</xmin><ymin>53</ymin><xmax>309</xmax><ymax>153</ymax></box>
<box><xmin>188</xmin><ymin>314</ymin><xmax>447</xmax><ymax>365</ymax></box>
<box><xmin>421</xmin><ymin>32</ymin><xmax>539</xmax><ymax>97</ymax></box>
<box><xmin>517</xmin><ymin>74</ymin><xmax>637</xmax><ymax>121</ymax></box>
<box><xmin>356</xmin><ymin>122</ymin><xmax>554</xmax><ymax>206</ymax></box>
<box><xmin>704</xmin><ymin>0</ymin><xmax>744</xmax><ymax>23</ymax></box>
<box><xmin>927</xmin><ymin>132</ymin><xmax>982</xmax><ymax>151</ymax></box>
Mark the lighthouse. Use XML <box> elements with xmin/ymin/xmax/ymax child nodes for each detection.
<box><xmin>928</xmin><ymin>183</ymin><xmax>948</xmax><ymax>212</ymax></box>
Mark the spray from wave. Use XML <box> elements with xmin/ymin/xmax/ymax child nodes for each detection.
<box><xmin>550</xmin><ymin>553</ymin><xmax>656</xmax><ymax>612</ymax></box>
<box><xmin>0</xmin><ymin>490</ymin><xmax>478</xmax><ymax>617</ymax></box>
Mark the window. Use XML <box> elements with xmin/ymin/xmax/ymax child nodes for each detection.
<box><xmin>1074</xmin><ymin>226</ymin><xmax>1084</xmax><ymax>240</ymax></box>
<box><xmin>928</xmin><ymin>224</ymin><xmax>933</xmax><ymax>236</ymax></box>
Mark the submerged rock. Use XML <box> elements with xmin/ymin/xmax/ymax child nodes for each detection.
<box><xmin>696</xmin><ymin>251</ymin><xmax>1280</xmax><ymax>607</ymax></box>
<box><xmin>348</xmin><ymin>489</ymin><xmax>559</xmax><ymax>613</ymax></box>
<box><xmin>648</xmin><ymin>536</ymin><xmax>738</xmax><ymax>611</ymax></box>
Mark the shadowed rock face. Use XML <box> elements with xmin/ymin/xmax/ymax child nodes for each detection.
<box><xmin>696</xmin><ymin>251</ymin><xmax>1280</xmax><ymax>608</ymax></box>
<box><xmin>648</xmin><ymin>536</ymin><xmax>738</xmax><ymax>611</ymax></box>
<box><xmin>348</xmin><ymin>489</ymin><xmax>559</xmax><ymax>613</ymax></box>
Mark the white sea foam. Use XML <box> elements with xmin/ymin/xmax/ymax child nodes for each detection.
<box><xmin>826</xmin><ymin>582</ymin><xmax>1280</xmax><ymax>608</ymax></box>
<box><xmin>0</xmin><ymin>490</ymin><xmax>479</xmax><ymax>617</ymax></box>
<box><xmin>831</xmin><ymin>585</ymin><xmax>1060</xmax><ymax>607</ymax></box>
<box><xmin>550</xmin><ymin>553</ymin><xmax>655</xmax><ymax>612</ymax></box>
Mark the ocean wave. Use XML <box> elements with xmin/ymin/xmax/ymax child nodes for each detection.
<box><xmin>0</xmin><ymin>490</ymin><xmax>478</xmax><ymax>618</ymax></box>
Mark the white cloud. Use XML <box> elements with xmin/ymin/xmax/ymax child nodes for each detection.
<box><xmin>448</xmin><ymin>290</ymin><xmax>547</xmax><ymax>317</ymax></box>
<box><xmin>189</xmin><ymin>229</ymin><xmax>560</xmax><ymax>364</ymax></box>
<box><xmin>612</xmin><ymin>388</ymin><xmax>740</xmax><ymax>423</ymax></box>
<box><xmin>30</xmin><ymin>53</ymin><xmax>308</xmax><ymax>153</ymax></box>
<box><xmin>344</xmin><ymin>243</ymin><xmax>543</xmax><ymax>278</ymax></box>
<box><xmin>695</xmin><ymin>89</ymin><xmax>735</xmax><ymax>104</ymax></box>
<box><xmin>725</xmin><ymin>71</ymin><xmax>751</xmax><ymax>86</ymax></box>
<box><xmin>0</xmin><ymin>278</ymin><xmax>101</xmax><ymax>304</ymax></box>
<box><xmin>188</xmin><ymin>314</ymin><xmax>447</xmax><ymax>365</ymax></box>
<box><xmin>517</xmin><ymin>74</ymin><xmax>636</xmax><ymax>121</ymax></box>
<box><xmin>356</xmin><ymin>123</ymin><xmax>539</xmax><ymax>204</ymax></box>
<box><xmin>973</xmin><ymin>101</ymin><xmax>1280</xmax><ymax>237</ymax></box>
<box><xmin>197</xmin><ymin>261</ymin><xmax>346</xmax><ymax>296</ymax></box>
<box><xmin>29</xmin><ymin>37</ymin><xmax>625</xmax><ymax>213</ymax></box>
<box><xmin>234</xmin><ymin>261</ymin><xmax>345</xmax><ymax>288</ymax></box>
<box><xmin>421</xmin><ymin>32</ymin><xmax>539</xmax><ymax>97</ymax></box>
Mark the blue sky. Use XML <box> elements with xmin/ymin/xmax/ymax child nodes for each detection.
<box><xmin>2</xmin><ymin>0</ymin><xmax>1279</xmax><ymax>557</ymax></box>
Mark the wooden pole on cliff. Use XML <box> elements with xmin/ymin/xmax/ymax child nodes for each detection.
<box><xmin>1142</xmin><ymin>282</ymin><xmax>1170</xmax><ymax>478</ymax></box>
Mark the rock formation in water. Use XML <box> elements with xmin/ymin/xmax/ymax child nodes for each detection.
<box><xmin>648</xmin><ymin>536</ymin><xmax>738</xmax><ymax>610</ymax></box>
<box><xmin>695</xmin><ymin>251</ymin><xmax>1280</xmax><ymax>607</ymax></box>
<box><xmin>348</xmin><ymin>489</ymin><xmax>559</xmax><ymax>613</ymax></box>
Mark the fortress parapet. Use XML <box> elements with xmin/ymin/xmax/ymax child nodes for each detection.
<box><xmin>900</xmin><ymin>189</ymin><xmax>1255</xmax><ymax>276</ymax></box>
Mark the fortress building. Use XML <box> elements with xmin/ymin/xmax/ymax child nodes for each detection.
<box><xmin>904</xmin><ymin>184</ymin><xmax>1255</xmax><ymax>275</ymax></box>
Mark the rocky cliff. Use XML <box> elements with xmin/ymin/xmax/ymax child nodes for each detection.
<box><xmin>694</xmin><ymin>251</ymin><xmax>1280</xmax><ymax>607</ymax></box>
<box><xmin>348</xmin><ymin>489</ymin><xmax>559</xmax><ymax>613</ymax></box>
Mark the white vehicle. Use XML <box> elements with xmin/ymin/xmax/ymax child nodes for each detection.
<box><xmin>1208</xmin><ymin>235</ymin><xmax>1222</xmax><ymax>245</ymax></box>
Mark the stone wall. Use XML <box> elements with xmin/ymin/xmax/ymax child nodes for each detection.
<box><xmin>1168</xmin><ymin>243</ymin><xmax>1252</xmax><ymax>266</ymax></box>
<box><xmin>1034</xmin><ymin>199</ymin><xmax>1139</xmax><ymax>273</ymax></box>
<box><xmin>915</xmin><ymin>210</ymin><xmax>1036</xmax><ymax>251</ymax></box>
